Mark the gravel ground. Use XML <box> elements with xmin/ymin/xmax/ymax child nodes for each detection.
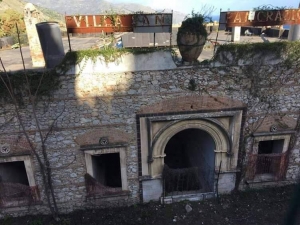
<box><xmin>1</xmin><ymin>185</ymin><xmax>299</xmax><ymax>225</ymax></box>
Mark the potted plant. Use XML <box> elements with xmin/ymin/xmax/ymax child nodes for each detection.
<box><xmin>177</xmin><ymin>10</ymin><xmax>208</xmax><ymax>63</ymax></box>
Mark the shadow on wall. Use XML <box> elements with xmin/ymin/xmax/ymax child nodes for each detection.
<box><xmin>61</xmin><ymin>50</ymin><xmax>177</xmax><ymax>107</ymax></box>
<box><xmin>1</xmin><ymin>38</ymin><xmax>299</xmax><ymax>213</ymax></box>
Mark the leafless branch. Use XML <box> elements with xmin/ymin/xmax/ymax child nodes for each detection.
<box><xmin>196</xmin><ymin>4</ymin><xmax>217</xmax><ymax>19</ymax></box>
<box><xmin>16</xmin><ymin>23</ymin><xmax>26</xmax><ymax>72</ymax></box>
<box><xmin>43</xmin><ymin>101</ymin><xmax>66</xmax><ymax>144</ymax></box>
<box><xmin>0</xmin><ymin>116</ymin><xmax>15</xmax><ymax>129</ymax></box>
<box><xmin>1</xmin><ymin>24</ymin><xmax>60</xmax><ymax>218</ymax></box>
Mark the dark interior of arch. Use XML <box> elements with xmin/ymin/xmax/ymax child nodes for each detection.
<box><xmin>164</xmin><ymin>128</ymin><xmax>216</xmax><ymax>192</ymax></box>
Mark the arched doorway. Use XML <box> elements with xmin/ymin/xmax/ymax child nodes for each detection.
<box><xmin>164</xmin><ymin>128</ymin><xmax>216</xmax><ymax>192</ymax></box>
<box><xmin>138</xmin><ymin>107</ymin><xmax>244</xmax><ymax>202</ymax></box>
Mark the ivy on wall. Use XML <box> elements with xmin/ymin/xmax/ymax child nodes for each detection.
<box><xmin>213</xmin><ymin>41</ymin><xmax>300</xmax><ymax>68</ymax></box>
<box><xmin>2</xmin><ymin>41</ymin><xmax>300</xmax><ymax>105</ymax></box>
<box><xmin>56</xmin><ymin>46</ymin><xmax>173</xmax><ymax>74</ymax></box>
<box><xmin>0</xmin><ymin>70</ymin><xmax>60</xmax><ymax>105</ymax></box>
<box><xmin>58</xmin><ymin>41</ymin><xmax>300</xmax><ymax>75</ymax></box>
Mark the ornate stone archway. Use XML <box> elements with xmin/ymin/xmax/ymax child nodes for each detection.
<box><xmin>138</xmin><ymin>105</ymin><xmax>244</xmax><ymax>201</ymax></box>
<box><xmin>150</xmin><ymin>119</ymin><xmax>230</xmax><ymax>178</ymax></box>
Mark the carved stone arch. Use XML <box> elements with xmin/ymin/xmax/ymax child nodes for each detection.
<box><xmin>149</xmin><ymin>118</ymin><xmax>232</xmax><ymax>163</ymax></box>
<box><xmin>150</xmin><ymin>119</ymin><xmax>230</xmax><ymax>177</ymax></box>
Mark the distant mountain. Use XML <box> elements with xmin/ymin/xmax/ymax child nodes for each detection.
<box><xmin>0</xmin><ymin>0</ymin><xmax>64</xmax><ymax>22</ymax></box>
<box><xmin>24</xmin><ymin>0</ymin><xmax>187</xmax><ymax>24</ymax></box>
<box><xmin>25</xmin><ymin>0</ymin><xmax>156</xmax><ymax>14</ymax></box>
<box><xmin>0</xmin><ymin>0</ymin><xmax>26</xmax><ymax>14</ymax></box>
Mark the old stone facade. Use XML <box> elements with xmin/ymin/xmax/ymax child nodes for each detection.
<box><xmin>0</xmin><ymin>51</ymin><xmax>299</xmax><ymax>217</ymax></box>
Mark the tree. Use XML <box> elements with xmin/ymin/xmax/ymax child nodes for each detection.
<box><xmin>0</xmin><ymin>9</ymin><xmax>25</xmax><ymax>37</ymax></box>
<box><xmin>0</xmin><ymin>29</ymin><xmax>69</xmax><ymax>219</ymax></box>
<box><xmin>197</xmin><ymin>4</ymin><xmax>217</xmax><ymax>21</ymax></box>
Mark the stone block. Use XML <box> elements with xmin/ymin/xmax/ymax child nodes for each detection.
<box><xmin>218</xmin><ymin>173</ymin><xmax>236</xmax><ymax>193</ymax></box>
<box><xmin>142</xmin><ymin>179</ymin><xmax>163</xmax><ymax>202</ymax></box>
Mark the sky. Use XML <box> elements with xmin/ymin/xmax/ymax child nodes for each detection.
<box><xmin>107</xmin><ymin>0</ymin><xmax>299</xmax><ymax>15</ymax></box>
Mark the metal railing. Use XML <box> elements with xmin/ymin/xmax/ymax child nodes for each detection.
<box><xmin>0</xmin><ymin>183</ymin><xmax>39</xmax><ymax>208</ymax></box>
<box><xmin>246</xmin><ymin>153</ymin><xmax>287</xmax><ymax>180</ymax></box>
<box><xmin>255</xmin><ymin>154</ymin><xmax>282</xmax><ymax>174</ymax></box>
<box><xmin>84</xmin><ymin>173</ymin><xmax>124</xmax><ymax>197</ymax></box>
<box><xmin>162</xmin><ymin>165</ymin><xmax>215</xmax><ymax>197</ymax></box>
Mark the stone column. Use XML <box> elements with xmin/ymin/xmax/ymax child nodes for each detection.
<box><xmin>231</xmin><ymin>26</ymin><xmax>241</xmax><ymax>42</ymax></box>
<box><xmin>288</xmin><ymin>3</ymin><xmax>300</xmax><ymax>41</ymax></box>
<box><xmin>24</xmin><ymin>3</ymin><xmax>45</xmax><ymax>67</ymax></box>
<box><xmin>288</xmin><ymin>25</ymin><xmax>300</xmax><ymax>41</ymax></box>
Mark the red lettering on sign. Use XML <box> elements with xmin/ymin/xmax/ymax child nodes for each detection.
<box><xmin>224</xmin><ymin>9</ymin><xmax>300</xmax><ymax>27</ymax></box>
<box><xmin>291</xmin><ymin>10</ymin><xmax>295</xmax><ymax>20</ymax></box>
<box><xmin>244</xmin><ymin>12</ymin><xmax>249</xmax><ymax>21</ymax></box>
<box><xmin>233</xmin><ymin>13</ymin><xmax>242</xmax><ymax>23</ymax></box>
<box><xmin>73</xmin><ymin>16</ymin><xmax>82</xmax><ymax>27</ymax></box>
<box><xmin>85</xmin><ymin>15</ymin><xmax>89</xmax><ymax>27</ymax></box>
<box><xmin>283</xmin><ymin>10</ymin><xmax>290</xmax><ymax>20</ymax></box>
<box><xmin>297</xmin><ymin>9</ymin><xmax>300</xmax><ymax>19</ymax></box>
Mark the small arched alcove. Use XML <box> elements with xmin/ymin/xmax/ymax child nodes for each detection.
<box><xmin>164</xmin><ymin>128</ymin><xmax>216</xmax><ymax>191</ymax></box>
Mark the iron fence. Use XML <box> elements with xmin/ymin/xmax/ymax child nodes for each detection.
<box><xmin>0</xmin><ymin>183</ymin><xmax>39</xmax><ymax>208</ymax></box>
<box><xmin>162</xmin><ymin>165</ymin><xmax>215</xmax><ymax>197</ymax></box>
<box><xmin>246</xmin><ymin>153</ymin><xmax>287</xmax><ymax>180</ymax></box>
<box><xmin>84</xmin><ymin>173</ymin><xmax>124</xmax><ymax>197</ymax></box>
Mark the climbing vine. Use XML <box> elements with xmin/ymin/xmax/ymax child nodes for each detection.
<box><xmin>213</xmin><ymin>41</ymin><xmax>300</xmax><ymax>68</ymax></box>
<box><xmin>186</xmin><ymin>41</ymin><xmax>300</xmax><ymax>191</ymax></box>
<box><xmin>253</xmin><ymin>4</ymin><xmax>288</xmax><ymax>10</ymax></box>
<box><xmin>56</xmin><ymin>46</ymin><xmax>173</xmax><ymax>74</ymax></box>
<box><xmin>0</xmin><ymin>70</ymin><xmax>60</xmax><ymax>105</ymax></box>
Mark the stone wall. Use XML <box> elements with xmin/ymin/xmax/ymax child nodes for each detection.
<box><xmin>0</xmin><ymin>55</ymin><xmax>300</xmax><ymax>217</ymax></box>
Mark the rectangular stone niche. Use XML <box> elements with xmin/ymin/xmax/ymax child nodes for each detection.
<box><xmin>0</xmin><ymin>156</ymin><xmax>38</xmax><ymax>208</ymax></box>
<box><xmin>247</xmin><ymin>134</ymin><xmax>291</xmax><ymax>182</ymax></box>
<box><xmin>84</xmin><ymin>147</ymin><xmax>128</xmax><ymax>196</ymax></box>
<box><xmin>92</xmin><ymin>153</ymin><xmax>122</xmax><ymax>188</ymax></box>
<box><xmin>0</xmin><ymin>161</ymin><xmax>29</xmax><ymax>185</ymax></box>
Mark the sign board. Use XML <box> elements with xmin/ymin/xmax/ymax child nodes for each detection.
<box><xmin>133</xmin><ymin>13</ymin><xmax>172</xmax><ymax>33</ymax></box>
<box><xmin>65</xmin><ymin>13</ymin><xmax>173</xmax><ymax>34</ymax></box>
<box><xmin>65</xmin><ymin>15</ymin><xmax>133</xmax><ymax>33</ymax></box>
<box><xmin>220</xmin><ymin>9</ymin><xmax>300</xmax><ymax>27</ymax></box>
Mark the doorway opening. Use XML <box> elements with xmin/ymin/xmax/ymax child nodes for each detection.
<box><xmin>163</xmin><ymin>128</ymin><xmax>215</xmax><ymax>194</ymax></box>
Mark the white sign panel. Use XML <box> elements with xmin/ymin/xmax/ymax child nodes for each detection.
<box><xmin>133</xmin><ymin>13</ymin><xmax>172</xmax><ymax>33</ymax></box>
<box><xmin>248</xmin><ymin>11</ymin><xmax>256</xmax><ymax>20</ymax></box>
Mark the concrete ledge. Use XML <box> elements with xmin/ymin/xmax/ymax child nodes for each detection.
<box><xmin>239</xmin><ymin>180</ymin><xmax>296</xmax><ymax>191</ymax></box>
<box><xmin>65</xmin><ymin>51</ymin><xmax>177</xmax><ymax>74</ymax></box>
<box><xmin>161</xmin><ymin>192</ymin><xmax>216</xmax><ymax>204</ymax></box>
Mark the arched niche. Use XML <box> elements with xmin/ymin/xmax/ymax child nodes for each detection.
<box><xmin>150</xmin><ymin>119</ymin><xmax>230</xmax><ymax>178</ymax></box>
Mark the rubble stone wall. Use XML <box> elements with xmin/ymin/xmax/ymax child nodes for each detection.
<box><xmin>0</xmin><ymin>62</ymin><xmax>299</xmax><ymax>217</ymax></box>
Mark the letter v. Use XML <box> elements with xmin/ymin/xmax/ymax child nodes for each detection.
<box><xmin>73</xmin><ymin>16</ymin><xmax>82</xmax><ymax>27</ymax></box>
